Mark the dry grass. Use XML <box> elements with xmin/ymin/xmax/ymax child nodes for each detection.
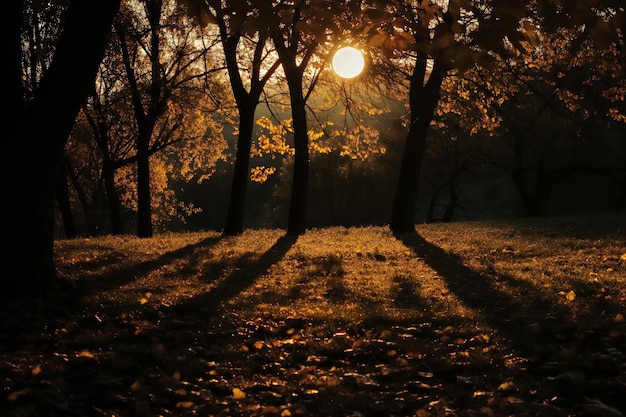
<box><xmin>56</xmin><ymin>214</ymin><xmax>626</xmax><ymax>327</ymax></box>
<box><xmin>2</xmin><ymin>213</ymin><xmax>625</xmax><ymax>416</ymax></box>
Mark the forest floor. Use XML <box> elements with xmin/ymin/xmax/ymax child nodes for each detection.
<box><xmin>1</xmin><ymin>213</ymin><xmax>626</xmax><ymax>417</ymax></box>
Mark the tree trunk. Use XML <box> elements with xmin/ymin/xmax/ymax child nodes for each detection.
<box><xmin>1</xmin><ymin>0</ymin><xmax>120</xmax><ymax>296</ymax></box>
<box><xmin>442</xmin><ymin>177</ymin><xmax>458</xmax><ymax>223</ymax></box>
<box><xmin>56</xmin><ymin>159</ymin><xmax>77</xmax><ymax>238</ymax></box>
<box><xmin>90</xmin><ymin>94</ymin><xmax>125</xmax><ymax>234</ymax></box>
<box><xmin>135</xmin><ymin>0</ymin><xmax>164</xmax><ymax>238</ymax></box>
<box><xmin>221</xmin><ymin>30</ymin><xmax>277</xmax><ymax>236</ymax></box>
<box><xmin>285</xmin><ymin>73</ymin><xmax>310</xmax><ymax>236</ymax></box>
<box><xmin>136</xmin><ymin>127</ymin><xmax>153</xmax><ymax>237</ymax></box>
<box><xmin>223</xmin><ymin>105</ymin><xmax>255</xmax><ymax>236</ymax></box>
<box><xmin>117</xmin><ymin>10</ymin><xmax>162</xmax><ymax>239</ymax></box>
<box><xmin>103</xmin><ymin>155</ymin><xmax>124</xmax><ymax>234</ymax></box>
<box><xmin>390</xmin><ymin>56</ymin><xmax>445</xmax><ymax>234</ymax></box>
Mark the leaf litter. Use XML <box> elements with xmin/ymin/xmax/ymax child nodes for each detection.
<box><xmin>1</xmin><ymin>213</ymin><xmax>625</xmax><ymax>416</ymax></box>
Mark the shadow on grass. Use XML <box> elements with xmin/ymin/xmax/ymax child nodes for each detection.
<box><xmin>81</xmin><ymin>235</ymin><xmax>224</xmax><ymax>294</ymax></box>
<box><xmin>171</xmin><ymin>234</ymin><xmax>298</xmax><ymax>317</ymax></box>
<box><xmin>397</xmin><ymin>231</ymin><xmax>626</xmax><ymax>412</ymax></box>
<box><xmin>394</xmin><ymin>231</ymin><xmax>621</xmax><ymax>360</ymax></box>
<box><xmin>392</xmin><ymin>274</ymin><xmax>425</xmax><ymax>310</ymax></box>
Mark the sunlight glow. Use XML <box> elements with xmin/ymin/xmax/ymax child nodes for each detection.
<box><xmin>332</xmin><ymin>47</ymin><xmax>365</xmax><ymax>79</ymax></box>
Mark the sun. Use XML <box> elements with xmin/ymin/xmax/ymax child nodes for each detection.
<box><xmin>332</xmin><ymin>46</ymin><xmax>365</xmax><ymax>79</ymax></box>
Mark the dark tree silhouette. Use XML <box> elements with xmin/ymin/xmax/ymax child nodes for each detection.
<box><xmin>203</xmin><ymin>2</ymin><xmax>281</xmax><ymax>236</ymax></box>
<box><xmin>2</xmin><ymin>0</ymin><xmax>121</xmax><ymax>296</ymax></box>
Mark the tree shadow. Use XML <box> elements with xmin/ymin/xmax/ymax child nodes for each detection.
<box><xmin>394</xmin><ymin>231</ymin><xmax>623</xmax><ymax>362</ymax></box>
<box><xmin>80</xmin><ymin>235</ymin><xmax>224</xmax><ymax>294</ymax></box>
<box><xmin>395</xmin><ymin>230</ymin><xmax>626</xmax><ymax>410</ymax></box>
<box><xmin>170</xmin><ymin>234</ymin><xmax>298</xmax><ymax>318</ymax></box>
<box><xmin>316</xmin><ymin>255</ymin><xmax>348</xmax><ymax>302</ymax></box>
<box><xmin>391</xmin><ymin>274</ymin><xmax>425</xmax><ymax>310</ymax></box>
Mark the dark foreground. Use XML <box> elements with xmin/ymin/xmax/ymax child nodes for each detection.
<box><xmin>2</xmin><ymin>213</ymin><xmax>625</xmax><ymax>416</ymax></box>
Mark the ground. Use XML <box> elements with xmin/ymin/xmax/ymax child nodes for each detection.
<box><xmin>1</xmin><ymin>213</ymin><xmax>625</xmax><ymax>416</ymax></box>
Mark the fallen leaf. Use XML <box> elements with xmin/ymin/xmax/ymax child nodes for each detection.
<box><xmin>77</xmin><ymin>350</ymin><xmax>95</xmax><ymax>359</ymax></box>
<box><xmin>8</xmin><ymin>389</ymin><xmax>31</xmax><ymax>402</ymax></box>
<box><xmin>379</xmin><ymin>329</ymin><xmax>393</xmax><ymax>340</ymax></box>
<box><xmin>614</xmin><ymin>313</ymin><xmax>624</xmax><ymax>323</ymax></box>
<box><xmin>498</xmin><ymin>381</ymin><xmax>515</xmax><ymax>392</ymax></box>
<box><xmin>233</xmin><ymin>388</ymin><xmax>246</xmax><ymax>400</ymax></box>
<box><xmin>175</xmin><ymin>401</ymin><xmax>195</xmax><ymax>409</ymax></box>
<box><xmin>140</xmin><ymin>292</ymin><xmax>152</xmax><ymax>304</ymax></box>
<box><xmin>566</xmin><ymin>290</ymin><xmax>576</xmax><ymax>301</ymax></box>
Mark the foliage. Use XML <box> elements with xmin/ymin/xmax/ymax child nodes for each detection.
<box><xmin>60</xmin><ymin>0</ymin><xmax>229</xmax><ymax>235</ymax></box>
<box><xmin>426</xmin><ymin>21</ymin><xmax>626</xmax><ymax>219</ymax></box>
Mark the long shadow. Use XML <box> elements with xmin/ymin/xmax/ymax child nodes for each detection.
<box><xmin>170</xmin><ymin>234</ymin><xmax>298</xmax><ymax>317</ymax></box>
<box><xmin>394</xmin><ymin>232</ymin><xmax>622</xmax><ymax>361</ymax></box>
<box><xmin>397</xmin><ymin>231</ymin><xmax>626</xmax><ymax>411</ymax></box>
<box><xmin>392</xmin><ymin>274</ymin><xmax>425</xmax><ymax>310</ymax></box>
<box><xmin>80</xmin><ymin>235</ymin><xmax>224</xmax><ymax>294</ymax></box>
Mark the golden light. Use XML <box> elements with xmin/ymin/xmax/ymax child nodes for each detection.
<box><xmin>332</xmin><ymin>46</ymin><xmax>365</xmax><ymax>79</ymax></box>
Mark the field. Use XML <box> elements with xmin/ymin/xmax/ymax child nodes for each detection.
<box><xmin>2</xmin><ymin>213</ymin><xmax>625</xmax><ymax>416</ymax></box>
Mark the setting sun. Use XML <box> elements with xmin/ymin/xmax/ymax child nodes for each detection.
<box><xmin>332</xmin><ymin>46</ymin><xmax>365</xmax><ymax>79</ymax></box>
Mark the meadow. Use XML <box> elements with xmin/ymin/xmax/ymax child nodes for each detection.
<box><xmin>2</xmin><ymin>213</ymin><xmax>625</xmax><ymax>416</ymax></box>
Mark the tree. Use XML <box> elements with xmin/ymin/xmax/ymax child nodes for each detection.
<box><xmin>116</xmin><ymin>0</ymin><xmax>168</xmax><ymax>237</ymax></box>
<box><xmin>266</xmin><ymin>5</ymin><xmax>316</xmax><ymax>235</ymax></box>
<box><xmin>113</xmin><ymin>0</ymin><xmax>226</xmax><ymax>237</ymax></box>
<box><xmin>435</xmin><ymin>23</ymin><xmax>626</xmax><ymax>217</ymax></box>
<box><xmin>361</xmin><ymin>0</ymin><xmax>624</xmax><ymax>233</ymax></box>
<box><xmin>2</xmin><ymin>0</ymin><xmax>121</xmax><ymax>295</ymax></box>
<box><xmin>181</xmin><ymin>0</ymin><xmax>395</xmax><ymax>234</ymax></box>
<box><xmin>82</xmin><ymin>78</ymin><xmax>128</xmax><ymax>234</ymax></box>
<box><xmin>265</xmin><ymin>0</ymin><xmax>358</xmax><ymax>235</ymax></box>
<box><xmin>182</xmin><ymin>0</ymin><xmax>282</xmax><ymax>236</ymax></box>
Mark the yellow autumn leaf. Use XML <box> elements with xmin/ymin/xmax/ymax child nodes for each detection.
<box><xmin>32</xmin><ymin>365</ymin><xmax>42</xmax><ymax>376</ymax></box>
<box><xmin>175</xmin><ymin>401</ymin><xmax>195</xmax><ymax>409</ymax></box>
<box><xmin>232</xmin><ymin>388</ymin><xmax>246</xmax><ymax>400</ymax></box>
<box><xmin>566</xmin><ymin>290</ymin><xmax>576</xmax><ymax>301</ymax></box>
<box><xmin>498</xmin><ymin>381</ymin><xmax>515</xmax><ymax>392</ymax></box>
<box><xmin>140</xmin><ymin>292</ymin><xmax>152</xmax><ymax>305</ymax></box>
<box><xmin>620</xmin><ymin>253</ymin><xmax>626</xmax><ymax>261</ymax></box>
<box><xmin>77</xmin><ymin>350</ymin><xmax>95</xmax><ymax>359</ymax></box>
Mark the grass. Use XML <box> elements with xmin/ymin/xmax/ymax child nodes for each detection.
<box><xmin>1</xmin><ymin>213</ymin><xmax>625</xmax><ymax>416</ymax></box>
